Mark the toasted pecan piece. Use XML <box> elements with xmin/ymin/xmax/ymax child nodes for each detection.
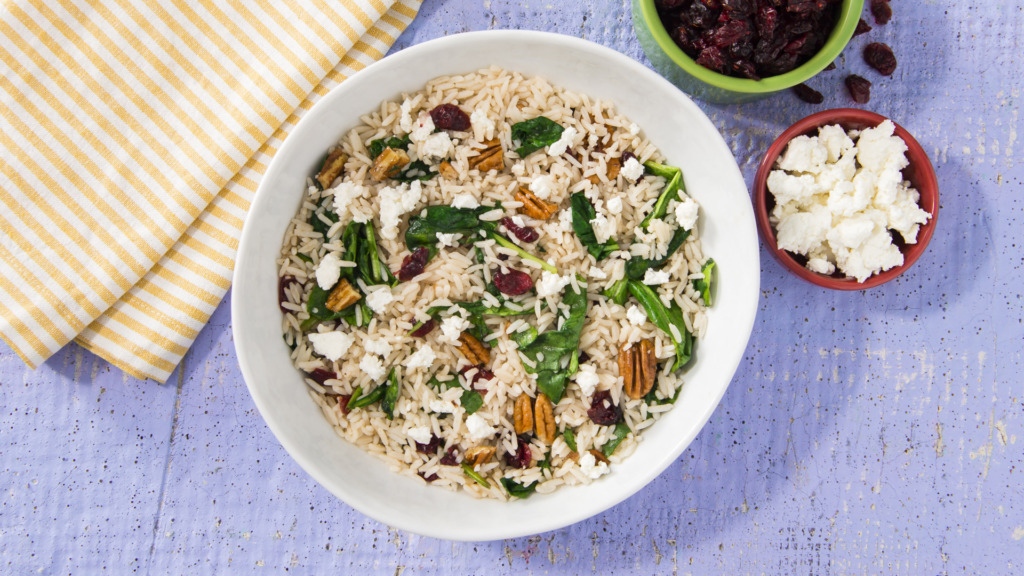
<box><xmin>326</xmin><ymin>278</ymin><xmax>360</xmax><ymax>312</ymax></box>
<box><xmin>588</xmin><ymin>449</ymin><xmax>610</xmax><ymax>465</ymax></box>
<box><xmin>316</xmin><ymin>148</ymin><xmax>348</xmax><ymax>189</ymax></box>
<box><xmin>438</xmin><ymin>160</ymin><xmax>458</xmax><ymax>179</ymax></box>
<box><xmin>587</xmin><ymin>156</ymin><xmax>622</xmax><ymax>185</ymax></box>
<box><xmin>620</xmin><ymin>339</ymin><xmax>657</xmax><ymax>400</ymax></box>
<box><xmin>534</xmin><ymin>393</ymin><xmax>556</xmax><ymax>444</ymax></box>
<box><xmin>514</xmin><ymin>186</ymin><xmax>559</xmax><ymax>221</ymax></box>
<box><xmin>468</xmin><ymin>139</ymin><xmax>504</xmax><ymax>172</ymax></box>
<box><xmin>369</xmin><ymin>147</ymin><xmax>410</xmax><ymax>181</ymax></box>
<box><xmin>464</xmin><ymin>445</ymin><xmax>496</xmax><ymax>468</ymax></box>
<box><xmin>514</xmin><ymin>394</ymin><xmax>534</xmax><ymax>435</ymax></box>
<box><xmin>458</xmin><ymin>332</ymin><xmax>490</xmax><ymax>365</ymax></box>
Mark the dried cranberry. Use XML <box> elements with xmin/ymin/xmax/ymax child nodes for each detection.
<box><xmin>278</xmin><ymin>275</ymin><xmax>298</xmax><ymax>312</ymax></box>
<box><xmin>440</xmin><ymin>445</ymin><xmax>460</xmax><ymax>466</ymax></box>
<box><xmin>416</xmin><ymin>434</ymin><xmax>442</xmax><ymax>455</ymax></box>
<box><xmin>429</xmin><ymin>104</ymin><xmax>471</xmax><ymax>131</ymax></box>
<box><xmin>587</xmin><ymin>390</ymin><xmax>622</xmax><ymax>425</ymax></box>
<box><xmin>792</xmin><ymin>83</ymin><xmax>824</xmax><ymax>104</ymax></box>
<box><xmin>306</xmin><ymin>368</ymin><xmax>337</xmax><ymax>385</ymax></box>
<box><xmin>410</xmin><ymin>317</ymin><xmax>436</xmax><ymax>338</ymax></box>
<box><xmin>854</xmin><ymin>18</ymin><xmax>872</xmax><ymax>36</ymax></box>
<box><xmin>493</xmin><ymin>267</ymin><xmax>534</xmax><ymax>296</ymax></box>
<box><xmin>418</xmin><ymin>471</ymin><xmax>439</xmax><ymax>483</ymax></box>
<box><xmin>578</xmin><ymin>351</ymin><xmax>591</xmax><ymax>364</ymax></box>
<box><xmin>864</xmin><ymin>42</ymin><xmax>897</xmax><ymax>76</ymax></box>
<box><xmin>823</xmin><ymin>61</ymin><xmax>837</xmax><ymax>72</ymax></box>
<box><xmin>337</xmin><ymin>395</ymin><xmax>352</xmax><ymax>415</ymax></box>
<box><xmin>870</xmin><ymin>0</ymin><xmax>891</xmax><ymax>25</ymax></box>
<box><xmin>505</xmin><ymin>441</ymin><xmax>532</xmax><ymax>469</ymax></box>
<box><xmin>398</xmin><ymin>246</ymin><xmax>430</xmax><ymax>281</ymax></box>
<box><xmin>845</xmin><ymin>74</ymin><xmax>872</xmax><ymax>104</ymax></box>
<box><xmin>460</xmin><ymin>364</ymin><xmax>495</xmax><ymax>392</ymax></box>
<box><xmin>500</xmin><ymin>217</ymin><xmax>539</xmax><ymax>243</ymax></box>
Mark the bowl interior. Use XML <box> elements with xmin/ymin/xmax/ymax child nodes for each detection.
<box><xmin>753</xmin><ymin>108</ymin><xmax>939</xmax><ymax>290</ymax></box>
<box><xmin>636</xmin><ymin>0</ymin><xmax>865</xmax><ymax>94</ymax></box>
<box><xmin>233</xmin><ymin>31</ymin><xmax>761</xmax><ymax>540</ymax></box>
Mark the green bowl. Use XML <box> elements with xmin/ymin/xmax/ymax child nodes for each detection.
<box><xmin>632</xmin><ymin>0</ymin><xmax>865</xmax><ymax>104</ymax></box>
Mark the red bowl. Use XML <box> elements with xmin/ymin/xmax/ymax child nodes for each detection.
<box><xmin>752</xmin><ymin>109</ymin><xmax>939</xmax><ymax>290</ymax></box>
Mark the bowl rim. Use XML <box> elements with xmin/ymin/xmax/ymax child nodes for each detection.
<box><xmin>752</xmin><ymin>108</ymin><xmax>940</xmax><ymax>290</ymax></box>
<box><xmin>637</xmin><ymin>0</ymin><xmax>865</xmax><ymax>94</ymax></box>
<box><xmin>233</xmin><ymin>30</ymin><xmax>761</xmax><ymax>540</ymax></box>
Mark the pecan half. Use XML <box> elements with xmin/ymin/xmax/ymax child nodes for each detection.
<box><xmin>326</xmin><ymin>278</ymin><xmax>360</xmax><ymax>312</ymax></box>
<box><xmin>464</xmin><ymin>445</ymin><xmax>495</xmax><ymax>468</ymax></box>
<box><xmin>587</xmin><ymin>156</ymin><xmax>621</xmax><ymax>185</ymax></box>
<box><xmin>588</xmin><ymin>449</ymin><xmax>610</xmax><ymax>465</ymax></box>
<box><xmin>457</xmin><ymin>332</ymin><xmax>490</xmax><ymax>365</ymax></box>
<box><xmin>534</xmin><ymin>393</ymin><xmax>556</xmax><ymax>444</ymax></box>
<box><xmin>620</xmin><ymin>339</ymin><xmax>657</xmax><ymax>399</ymax></box>
<box><xmin>369</xmin><ymin>147</ymin><xmax>410</xmax><ymax>181</ymax></box>
<box><xmin>316</xmin><ymin>148</ymin><xmax>348</xmax><ymax>189</ymax></box>
<box><xmin>514</xmin><ymin>186</ymin><xmax>559</xmax><ymax>221</ymax></box>
<box><xmin>468</xmin><ymin>139</ymin><xmax>504</xmax><ymax>172</ymax></box>
<box><xmin>514</xmin><ymin>394</ymin><xmax>534</xmax><ymax>435</ymax></box>
<box><xmin>438</xmin><ymin>160</ymin><xmax>458</xmax><ymax>179</ymax></box>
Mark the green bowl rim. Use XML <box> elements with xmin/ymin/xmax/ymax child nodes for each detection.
<box><xmin>638</xmin><ymin>0</ymin><xmax>865</xmax><ymax>94</ymax></box>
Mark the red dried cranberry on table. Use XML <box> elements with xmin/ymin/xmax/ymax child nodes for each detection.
<box><xmin>792</xmin><ymin>83</ymin><xmax>824</xmax><ymax>104</ymax></box>
<box><xmin>398</xmin><ymin>246</ymin><xmax>430</xmax><ymax>281</ymax></box>
<box><xmin>655</xmin><ymin>0</ymin><xmax>843</xmax><ymax>80</ymax></box>
<box><xmin>410</xmin><ymin>317</ymin><xmax>436</xmax><ymax>338</ymax></box>
<box><xmin>863</xmin><ymin>42</ymin><xmax>897</xmax><ymax>76</ymax></box>
<box><xmin>429</xmin><ymin>104</ymin><xmax>471</xmax><ymax>131</ymax></box>
<box><xmin>587</xmin><ymin>390</ymin><xmax>622</xmax><ymax>425</ymax></box>
<box><xmin>854</xmin><ymin>18</ymin><xmax>872</xmax><ymax>36</ymax></box>
<box><xmin>870</xmin><ymin>0</ymin><xmax>892</xmax><ymax>25</ymax></box>
<box><xmin>845</xmin><ymin>74</ymin><xmax>872</xmax><ymax>103</ymax></box>
<box><xmin>493</xmin><ymin>267</ymin><xmax>533</xmax><ymax>295</ymax></box>
<box><xmin>500</xmin><ymin>217</ymin><xmax>539</xmax><ymax>243</ymax></box>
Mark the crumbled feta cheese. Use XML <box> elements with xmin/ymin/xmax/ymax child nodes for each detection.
<box><xmin>777</xmin><ymin>134</ymin><xmax>829</xmax><ymax>174</ymax></box>
<box><xmin>429</xmin><ymin>398</ymin><xmax>457</xmax><ymax>413</ymax></box>
<box><xmin>620</xmin><ymin>156</ymin><xmax>645</xmax><ymax>181</ymax></box>
<box><xmin>451</xmin><ymin>193</ymin><xmax>480</xmax><ymax>209</ymax></box>
<box><xmin>606</xmin><ymin>196</ymin><xmax>623</xmax><ymax>215</ymax></box>
<box><xmin>436</xmin><ymin>232</ymin><xmax>459</xmax><ymax>248</ymax></box>
<box><xmin>536</xmin><ymin>271</ymin><xmax>571</xmax><ymax>298</ymax></box>
<box><xmin>406</xmin><ymin>426</ymin><xmax>433</xmax><ymax>445</ymax></box>
<box><xmin>378</xmin><ymin>180</ymin><xmax>423</xmax><ymax>239</ymax></box>
<box><xmin>529</xmin><ymin>174</ymin><xmax>558</xmax><ymax>200</ymax></box>
<box><xmin>331</xmin><ymin>181</ymin><xmax>367</xmax><ymax>222</ymax></box>
<box><xmin>674</xmin><ymin>197</ymin><xmax>699</xmax><ymax>231</ymax></box>
<box><xmin>547</xmin><ymin>126</ymin><xmax>578</xmax><ymax>156</ymax></box>
<box><xmin>511</xmin><ymin>162</ymin><xmax>525</xmax><ymax>176</ymax></box>
<box><xmin>558</xmin><ymin>208</ymin><xmax>574</xmax><ymax>232</ymax></box>
<box><xmin>470</xmin><ymin>108</ymin><xmax>495</xmax><ymax>141</ymax></box>
<box><xmin>626</xmin><ymin>305</ymin><xmax>647</xmax><ymax>326</ymax></box>
<box><xmin>409</xmin><ymin>112</ymin><xmax>435</xmax><ymax>143</ymax></box>
<box><xmin>578</xmin><ymin>450</ymin><xmax>609</xmax><ymax>480</ymax></box>
<box><xmin>315</xmin><ymin>253</ymin><xmax>342</xmax><ymax>290</ymax></box>
<box><xmin>308</xmin><ymin>331</ymin><xmax>354</xmax><ymax>362</ymax></box>
<box><xmin>856</xmin><ymin>120</ymin><xmax>909</xmax><ymax>173</ymax></box>
<box><xmin>465</xmin><ymin>414</ymin><xmax>496</xmax><ymax>441</ymax></box>
<box><xmin>575</xmin><ymin>364</ymin><xmax>600</xmax><ymax>397</ymax></box>
<box><xmin>629</xmin><ymin>122</ymin><xmax>640</xmax><ymax>136</ymax></box>
<box><xmin>399</xmin><ymin>99</ymin><xmax>415</xmax><ymax>133</ymax></box>
<box><xmin>363</xmin><ymin>337</ymin><xmax>392</xmax><ymax>357</ymax></box>
<box><xmin>364</xmin><ymin>287</ymin><xmax>395</xmax><ymax>314</ymax></box>
<box><xmin>404</xmin><ymin>345</ymin><xmax>436</xmax><ymax>370</ymax></box>
<box><xmin>439</xmin><ymin>314</ymin><xmax>471</xmax><ymax>344</ymax></box>
<box><xmin>642</xmin><ymin>269</ymin><xmax>671</xmax><ymax>285</ymax></box>
<box><xmin>419</xmin><ymin>132</ymin><xmax>454</xmax><ymax>160</ymax></box>
<box><xmin>359</xmin><ymin>354</ymin><xmax>386</xmax><ymax>381</ymax></box>
<box><xmin>588</xmin><ymin>267</ymin><xmax>607</xmax><ymax>280</ymax></box>
<box><xmin>589</xmin><ymin>211</ymin><xmax>617</xmax><ymax>244</ymax></box>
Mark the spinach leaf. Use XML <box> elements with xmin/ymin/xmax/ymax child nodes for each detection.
<box><xmin>461</xmin><ymin>462</ymin><xmax>491</xmax><ymax>488</ymax></box>
<box><xmin>429</xmin><ymin>374</ymin><xmax>484</xmax><ymax>415</ymax></box>
<box><xmin>308</xmin><ymin>193</ymin><xmax>339</xmax><ymax>237</ymax></box>
<box><xmin>347</xmin><ymin>384</ymin><xmax>387</xmax><ymax>410</ymax></box>
<box><xmin>570</xmin><ymin>192</ymin><xmax>619</xmax><ymax>260</ymax></box>
<box><xmin>627</xmin><ymin>281</ymin><xmax>692</xmax><ymax>371</ymax></box>
<box><xmin>500</xmin><ymin>478</ymin><xmax>539</xmax><ymax>499</ymax></box>
<box><xmin>510</xmin><ymin>117</ymin><xmax>564</xmax><ymax>157</ymax></box>
<box><xmin>301</xmin><ymin>284</ymin><xmax>346</xmax><ymax>331</ymax></box>
<box><xmin>537</xmin><ymin>453</ymin><xmax>551</xmax><ymax>471</ymax></box>
<box><xmin>692</xmin><ymin>258</ymin><xmax>716</xmax><ymax>306</ymax></box>
<box><xmin>391</xmin><ymin>159</ymin><xmax>435</xmax><ymax>182</ymax></box>
<box><xmin>602</xmin><ymin>279</ymin><xmax>631</xmax><ymax>306</ymax></box>
<box><xmin>644</xmin><ymin>385</ymin><xmax>682</xmax><ymax>408</ymax></box>
<box><xmin>639</xmin><ymin>161</ymin><xmax>684</xmax><ymax>229</ymax></box>
<box><xmin>380</xmin><ymin>368</ymin><xmax>401</xmax><ymax>420</ymax></box>
<box><xmin>369</xmin><ymin>135</ymin><xmax>411</xmax><ymax>159</ymax></box>
<box><xmin>514</xmin><ymin>277</ymin><xmax>589</xmax><ymax>402</ymax></box>
<box><xmin>562</xmin><ymin>428</ymin><xmax>578</xmax><ymax>453</ymax></box>
<box><xmin>602</xmin><ymin>422</ymin><xmax>631</xmax><ymax>457</ymax></box>
<box><xmin>405</xmin><ymin>205</ymin><xmax>499</xmax><ymax>257</ymax></box>
<box><xmin>490</xmin><ymin>232</ymin><xmax>558</xmax><ymax>274</ymax></box>
<box><xmin>623</xmin><ymin>227</ymin><xmax>691</xmax><ymax>281</ymax></box>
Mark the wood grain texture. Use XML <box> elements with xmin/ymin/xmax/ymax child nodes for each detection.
<box><xmin>2</xmin><ymin>1</ymin><xmax>1022</xmax><ymax>574</ymax></box>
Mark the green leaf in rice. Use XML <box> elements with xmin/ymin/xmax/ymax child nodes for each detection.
<box><xmin>368</xmin><ymin>135</ymin><xmax>411</xmax><ymax>159</ymax></box>
<box><xmin>623</xmin><ymin>227</ymin><xmax>691</xmax><ymax>281</ymax></box>
<box><xmin>562</xmin><ymin>428</ymin><xmax>578</xmax><ymax>453</ymax></box>
<box><xmin>602</xmin><ymin>422</ymin><xmax>631</xmax><ymax>457</ymax></box>
<box><xmin>500</xmin><ymin>478</ymin><xmax>539</xmax><ymax>499</ymax></box>
<box><xmin>307</xmin><ymin>193</ymin><xmax>339</xmax><ymax>237</ymax></box>
<box><xmin>405</xmin><ymin>204</ymin><xmax>500</xmax><ymax>259</ymax></box>
<box><xmin>510</xmin><ymin>116</ymin><xmax>564</xmax><ymax>157</ymax></box>
<box><xmin>347</xmin><ymin>384</ymin><xmax>387</xmax><ymax>410</ymax></box>
<box><xmin>428</xmin><ymin>374</ymin><xmax>484</xmax><ymax>416</ymax></box>
<box><xmin>692</xmin><ymin>258</ymin><xmax>716</xmax><ymax>307</ymax></box>
<box><xmin>380</xmin><ymin>367</ymin><xmax>401</xmax><ymax>420</ymax></box>
<box><xmin>644</xmin><ymin>384</ymin><xmax>682</xmax><ymax>409</ymax></box>
<box><xmin>514</xmin><ymin>278</ymin><xmax>588</xmax><ymax>402</ymax></box>
<box><xmin>639</xmin><ymin>161</ymin><xmax>685</xmax><ymax>230</ymax></box>
<box><xmin>627</xmin><ymin>281</ymin><xmax>693</xmax><ymax>371</ymax></box>
<box><xmin>461</xmin><ymin>462</ymin><xmax>491</xmax><ymax>489</ymax></box>
<box><xmin>569</xmin><ymin>192</ymin><xmax>619</xmax><ymax>261</ymax></box>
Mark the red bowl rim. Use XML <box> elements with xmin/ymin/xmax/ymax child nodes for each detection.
<box><xmin>753</xmin><ymin>108</ymin><xmax>939</xmax><ymax>290</ymax></box>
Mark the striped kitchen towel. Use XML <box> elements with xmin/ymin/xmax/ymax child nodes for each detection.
<box><xmin>0</xmin><ymin>0</ymin><xmax>422</xmax><ymax>382</ymax></box>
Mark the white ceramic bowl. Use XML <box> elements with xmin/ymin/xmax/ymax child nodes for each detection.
<box><xmin>233</xmin><ymin>30</ymin><xmax>760</xmax><ymax>541</ymax></box>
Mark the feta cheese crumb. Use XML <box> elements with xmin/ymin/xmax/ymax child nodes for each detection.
<box><xmin>626</xmin><ymin>305</ymin><xmax>647</xmax><ymax>326</ymax></box>
<box><xmin>359</xmin><ymin>354</ymin><xmax>386</xmax><ymax>381</ymax></box>
<box><xmin>606</xmin><ymin>196</ymin><xmax>623</xmax><ymax>215</ymax></box>
<box><xmin>558</xmin><ymin>208</ymin><xmax>574</xmax><ymax>232</ymax></box>
<box><xmin>578</xmin><ymin>450</ymin><xmax>609</xmax><ymax>480</ymax></box>
<box><xmin>439</xmin><ymin>314</ymin><xmax>471</xmax><ymax>344</ymax></box>
<box><xmin>399</xmin><ymin>99</ymin><xmax>415</xmax><ymax>133</ymax></box>
<box><xmin>643</xmin><ymin>269</ymin><xmax>671</xmax><ymax>285</ymax></box>
<box><xmin>404</xmin><ymin>345</ymin><xmax>436</xmax><ymax>370</ymax></box>
<box><xmin>436</xmin><ymin>232</ymin><xmax>459</xmax><ymax>248</ymax></box>
<box><xmin>331</xmin><ymin>181</ymin><xmax>368</xmax><ymax>223</ymax></box>
<box><xmin>465</xmin><ymin>414</ymin><xmax>496</xmax><ymax>441</ymax></box>
<box><xmin>529</xmin><ymin>174</ymin><xmax>558</xmax><ymax>200</ymax></box>
<box><xmin>363</xmin><ymin>337</ymin><xmax>392</xmax><ymax>357</ymax></box>
<box><xmin>419</xmin><ymin>131</ymin><xmax>454</xmax><ymax>160</ymax></box>
<box><xmin>536</xmin><ymin>271</ymin><xmax>571</xmax><ymax>298</ymax></box>
<box><xmin>406</xmin><ymin>426</ymin><xmax>433</xmax><ymax>445</ymax></box>
<box><xmin>315</xmin><ymin>253</ymin><xmax>343</xmax><ymax>290</ymax></box>
<box><xmin>470</xmin><ymin>108</ymin><xmax>495</xmax><ymax>141</ymax></box>
<box><xmin>674</xmin><ymin>197</ymin><xmax>699</xmax><ymax>231</ymax></box>
<box><xmin>409</xmin><ymin>112</ymin><xmax>435</xmax><ymax>143</ymax></box>
<box><xmin>547</xmin><ymin>126</ymin><xmax>578</xmax><ymax>156</ymax></box>
<box><xmin>575</xmin><ymin>363</ymin><xmax>600</xmax><ymax>397</ymax></box>
<box><xmin>588</xmin><ymin>267</ymin><xmax>607</xmax><ymax>280</ymax></box>
<box><xmin>629</xmin><ymin>122</ymin><xmax>640</xmax><ymax>136</ymax></box>
<box><xmin>451</xmin><ymin>193</ymin><xmax>480</xmax><ymax>209</ymax></box>
<box><xmin>620</xmin><ymin>156</ymin><xmax>645</xmax><ymax>181</ymax></box>
<box><xmin>364</xmin><ymin>287</ymin><xmax>395</xmax><ymax>314</ymax></box>
<box><xmin>308</xmin><ymin>331</ymin><xmax>354</xmax><ymax>362</ymax></box>
<box><xmin>589</xmin><ymin>211</ymin><xmax>617</xmax><ymax>244</ymax></box>
<box><xmin>378</xmin><ymin>180</ymin><xmax>424</xmax><ymax>239</ymax></box>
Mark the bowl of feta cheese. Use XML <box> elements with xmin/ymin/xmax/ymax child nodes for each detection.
<box><xmin>753</xmin><ymin>108</ymin><xmax>938</xmax><ymax>289</ymax></box>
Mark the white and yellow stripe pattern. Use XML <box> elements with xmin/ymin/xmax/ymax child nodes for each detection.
<box><xmin>0</xmin><ymin>0</ymin><xmax>422</xmax><ymax>382</ymax></box>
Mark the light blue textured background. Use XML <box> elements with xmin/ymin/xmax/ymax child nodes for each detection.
<box><xmin>2</xmin><ymin>1</ymin><xmax>1023</xmax><ymax>574</ymax></box>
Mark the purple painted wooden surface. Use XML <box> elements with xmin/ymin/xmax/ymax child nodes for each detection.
<box><xmin>2</xmin><ymin>1</ymin><xmax>1022</xmax><ymax>573</ymax></box>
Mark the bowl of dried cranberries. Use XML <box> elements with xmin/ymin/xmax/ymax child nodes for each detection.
<box><xmin>632</xmin><ymin>0</ymin><xmax>865</xmax><ymax>104</ymax></box>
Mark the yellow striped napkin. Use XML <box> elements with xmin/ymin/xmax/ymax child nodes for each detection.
<box><xmin>0</xmin><ymin>0</ymin><xmax>422</xmax><ymax>382</ymax></box>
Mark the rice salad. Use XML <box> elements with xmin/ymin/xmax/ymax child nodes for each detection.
<box><xmin>277</xmin><ymin>67</ymin><xmax>716</xmax><ymax>500</ymax></box>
